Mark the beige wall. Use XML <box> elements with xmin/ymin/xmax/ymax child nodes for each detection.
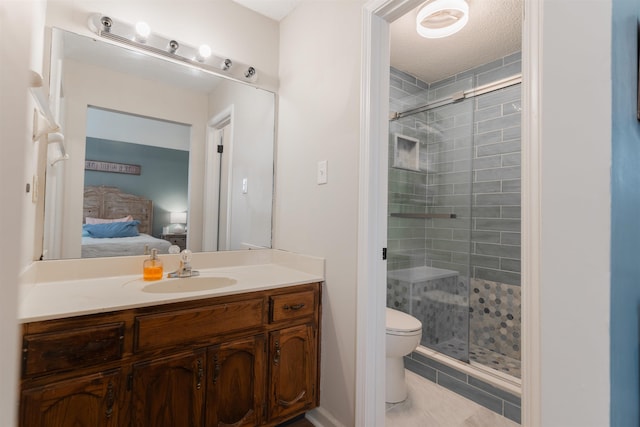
<box><xmin>0</xmin><ymin>1</ymin><xmax>47</xmax><ymax>425</ymax></box>
<box><xmin>276</xmin><ymin>2</ymin><xmax>365</xmax><ymax>425</ymax></box>
<box><xmin>538</xmin><ymin>0</ymin><xmax>611</xmax><ymax>424</ymax></box>
<box><xmin>208</xmin><ymin>79</ymin><xmax>275</xmax><ymax>251</ymax></box>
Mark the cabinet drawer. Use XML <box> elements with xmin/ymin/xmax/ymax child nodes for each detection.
<box><xmin>135</xmin><ymin>298</ymin><xmax>264</xmax><ymax>351</ymax></box>
<box><xmin>167</xmin><ymin>237</ymin><xmax>185</xmax><ymax>246</ymax></box>
<box><xmin>22</xmin><ymin>323</ymin><xmax>124</xmax><ymax>377</ymax></box>
<box><xmin>270</xmin><ymin>291</ymin><xmax>315</xmax><ymax>323</ymax></box>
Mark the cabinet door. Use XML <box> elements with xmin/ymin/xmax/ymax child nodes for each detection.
<box><xmin>207</xmin><ymin>335</ymin><xmax>266</xmax><ymax>427</ymax></box>
<box><xmin>131</xmin><ymin>350</ymin><xmax>206</xmax><ymax>427</ymax></box>
<box><xmin>268</xmin><ymin>324</ymin><xmax>317</xmax><ymax>421</ymax></box>
<box><xmin>21</xmin><ymin>369</ymin><xmax>124</xmax><ymax>427</ymax></box>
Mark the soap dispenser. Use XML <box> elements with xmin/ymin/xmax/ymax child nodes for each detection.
<box><xmin>143</xmin><ymin>248</ymin><xmax>163</xmax><ymax>281</ymax></box>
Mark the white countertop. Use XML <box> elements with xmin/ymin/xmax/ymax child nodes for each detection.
<box><xmin>19</xmin><ymin>250</ymin><xmax>324</xmax><ymax>323</ymax></box>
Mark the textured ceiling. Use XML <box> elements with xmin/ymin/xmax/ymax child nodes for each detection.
<box><xmin>390</xmin><ymin>0</ymin><xmax>522</xmax><ymax>83</ymax></box>
<box><xmin>229</xmin><ymin>0</ymin><xmax>522</xmax><ymax>85</ymax></box>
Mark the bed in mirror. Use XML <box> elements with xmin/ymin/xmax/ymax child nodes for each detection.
<box><xmin>42</xmin><ymin>28</ymin><xmax>275</xmax><ymax>260</ymax></box>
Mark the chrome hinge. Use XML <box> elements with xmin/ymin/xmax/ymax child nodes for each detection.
<box><xmin>217</xmin><ymin>144</ymin><xmax>223</xmax><ymax>153</ymax></box>
<box><xmin>382</xmin><ymin>247</ymin><xmax>387</xmax><ymax>260</ymax></box>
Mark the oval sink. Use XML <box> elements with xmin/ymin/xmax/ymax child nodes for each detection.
<box><xmin>142</xmin><ymin>276</ymin><xmax>237</xmax><ymax>293</ymax></box>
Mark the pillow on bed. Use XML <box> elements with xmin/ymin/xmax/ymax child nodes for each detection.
<box><xmin>85</xmin><ymin>215</ymin><xmax>133</xmax><ymax>224</ymax></box>
<box><xmin>82</xmin><ymin>220</ymin><xmax>141</xmax><ymax>238</ymax></box>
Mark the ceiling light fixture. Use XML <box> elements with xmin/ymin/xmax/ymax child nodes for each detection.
<box><xmin>416</xmin><ymin>0</ymin><xmax>469</xmax><ymax>39</ymax></box>
<box><xmin>87</xmin><ymin>13</ymin><xmax>258</xmax><ymax>83</ymax></box>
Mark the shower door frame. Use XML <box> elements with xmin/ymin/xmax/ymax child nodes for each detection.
<box><xmin>356</xmin><ymin>1</ymin><xmax>542</xmax><ymax>426</ymax></box>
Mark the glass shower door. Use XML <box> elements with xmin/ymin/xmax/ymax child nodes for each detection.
<box><xmin>387</xmin><ymin>76</ymin><xmax>474</xmax><ymax>363</ymax></box>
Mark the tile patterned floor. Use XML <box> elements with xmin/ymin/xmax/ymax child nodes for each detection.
<box><xmin>385</xmin><ymin>370</ymin><xmax>520</xmax><ymax>427</ymax></box>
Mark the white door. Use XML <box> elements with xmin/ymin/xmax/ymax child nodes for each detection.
<box><xmin>203</xmin><ymin>113</ymin><xmax>233</xmax><ymax>252</ymax></box>
<box><xmin>217</xmin><ymin>122</ymin><xmax>232</xmax><ymax>250</ymax></box>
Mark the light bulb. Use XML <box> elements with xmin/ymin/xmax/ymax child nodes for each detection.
<box><xmin>135</xmin><ymin>21</ymin><xmax>151</xmax><ymax>42</ymax></box>
<box><xmin>197</xmin><ymin>44</ymin><xmax>211</xmax><ymax>62</ymax></box>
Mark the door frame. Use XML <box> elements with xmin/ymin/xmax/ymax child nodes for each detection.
<box><xmin>203</xmin><ymin>106</ymin><xmax>235</xmax><ymax>252</ymax></box>
<box><xmin>356</xmin><ymin>1</ymin><xmax>542</xmax><ymax>425</ymax></box>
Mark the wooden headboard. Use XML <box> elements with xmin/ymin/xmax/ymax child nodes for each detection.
<box><xmin>83</xmin><ymin>186</ymin><xmax>153</xmax><ymax>234</ymax></box>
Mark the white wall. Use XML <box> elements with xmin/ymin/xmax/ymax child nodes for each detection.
<box><xmin>0</xmin><ymin>0</ymin><xmax>47</xmax><ymax>425</ymax></box>
<box><xmin>538</xmin><ymin>0</ymin><xmax>611</xmax><ymax>425</ymax></box>
<box><xmin>208</xmin><ymin>80</ymin><xmax>275</xmax><ymax>250</ymax></box>
<box><xmin>86</xmin><ymin>108</ymin><xmax>191</xmax><ymax>151</ymax></box>
<box><xmin>276</xmin><ymin>2</ymin><xmax>365</xmax><ymax>425</ymax></box>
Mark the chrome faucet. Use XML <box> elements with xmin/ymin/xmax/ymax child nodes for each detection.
<box><xmin>168</xmin><ymin>249</ymin><xmax>200</xmax><ymax>278</ymax></box>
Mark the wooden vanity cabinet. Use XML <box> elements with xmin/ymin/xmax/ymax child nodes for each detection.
<box><xmin>207</xmin><ymin>335</ymin><xmax>266</xmax><ymax>427</ymax></box>
<box><xmin>131</xmin><ymin>349</ymin><xmax>206</xmax><ymax>427</ymax></box>
<box><xmin>19</xmin><ymin>282</ymin><xmax>321</xmax><ymax>427</ymax></box>
<box><xmin>21</xmin><ymin>368</ymin><xmax>126</xmax><ymax>427</ymax></box>
<box><xmin>269</xmin><ymin>324</ymin><xmax>317</xmax><ymax>421</ymax></box>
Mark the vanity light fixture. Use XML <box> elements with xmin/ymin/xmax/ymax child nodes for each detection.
<box><xmin>416</xmin><ymin>0</ymin><xmax>469</xmax><ymax>39</ymax></box>
<box><xmin>134</xmin><ymin>21</ymin><xmax>151</xmax><ymax>43</ymax></box>
<box><xmin>245</xmin><ymin>66</ymin><xmax>257</xmax><ymax>81</ymax></box>
<box><xmin>196</xmin><ymin>44</ymin><xmax>212</xmax><ymax>62</ymax></box>
<box><xmin>168</xmin><ymin>40</ymin><xmax>179</xmax><ymax>54</ymax></box>
<box><xmin>100</xmin><ymin>16</ymin><xmax>112</xmax><ymax>32</ymax></box>
<box><xmin>88</xmin><ymin>13</ymin><xmax>259</xmax><ymax>83</ymax></box>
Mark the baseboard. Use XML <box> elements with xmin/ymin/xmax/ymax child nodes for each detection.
<box><xmin>305</xmin><ymin>406</ymin><xmax>346</xmax><ymax>427</ymax></box>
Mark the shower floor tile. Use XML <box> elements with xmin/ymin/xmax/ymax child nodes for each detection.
<box><xmin>469</xmin><ymin>344</ymin><xmax>521</xmax><ymax>379</ymax></box>
<box><xmin>385</xmin><ymin>369</ymin><xmax>520</xmax><ymax>427</ymax></box>
<box><xmin>428</xmin><ymin>338</ymin><xmax>522</xmax><ymax>379</ymax></box>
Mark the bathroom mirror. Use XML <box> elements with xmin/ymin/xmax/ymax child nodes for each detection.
<box><xmin>42</xmin><ymin>28</ymin><xmax>275</xmax><ymax>260</ymax></box>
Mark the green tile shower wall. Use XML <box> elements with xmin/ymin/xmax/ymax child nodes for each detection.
<box><xmin>388</xmin><ymin>52</ymin><xmax>522</xmax><ymax>286</ymax></box>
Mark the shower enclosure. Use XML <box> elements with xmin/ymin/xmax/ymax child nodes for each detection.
<box><xmin>387</xmin><ymin>55</ymin><xmax>522</xmax><ymax>380</ymax></box>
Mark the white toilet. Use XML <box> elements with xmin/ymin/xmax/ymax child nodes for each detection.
<box><xmin>385</xmin><ymin>307</ymin><xmax>422</xmax><ymax>403</ymax></box>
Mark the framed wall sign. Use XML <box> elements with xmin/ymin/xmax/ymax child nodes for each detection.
<box><xmin>85</xmin><ymin>160</ymin><xmax>141</xmax><ymax>175</ymax></box>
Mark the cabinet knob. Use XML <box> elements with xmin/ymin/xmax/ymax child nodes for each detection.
<box><xmin>212</xmin><ymin>355</ymin><xmax>221</xmax><ymax>384</ymax></box>
<box><xmin>274</xmin><ymin>340</ymin><xmax>281</xmax><ymax>366</ymax></box>
<box><xmin>283</xmin><ymin>303</ymin><xmax>305</xmax><ymax>311</ymax></box>
<box><xmin>196</xmin><ymin>359</ymin><xmax>203</xmax><ymax>390</ymax></box>
<box><xmin>105</xmin><ymin>380</ymin><xmax>114</xmax><ymax>419</ymax></box>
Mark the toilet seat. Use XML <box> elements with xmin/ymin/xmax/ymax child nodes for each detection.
<box><xmin>386</xmin><ymin>307</ymin><xmax>422</xmax><ymax>335</ymax></box>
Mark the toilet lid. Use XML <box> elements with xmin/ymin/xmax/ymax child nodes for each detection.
<box><xmin>386</xmin><ymin>307</ymin><xmax>422</xmax><ymax>333</ymax></box>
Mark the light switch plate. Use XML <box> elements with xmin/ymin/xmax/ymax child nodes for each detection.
<box><xmin>317</xmin><ymin>160</ymin><xmax>328</xmax><ymax>185</ymax></box>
